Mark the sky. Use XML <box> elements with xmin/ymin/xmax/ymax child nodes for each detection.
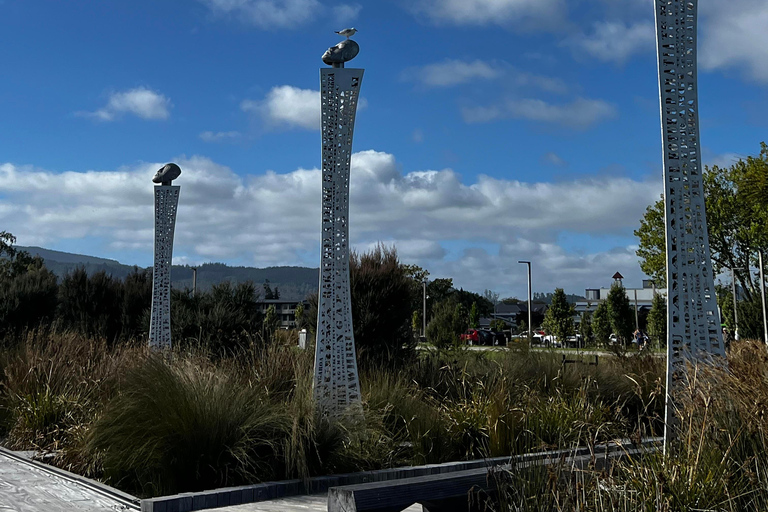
<box><xmin>0</xmin><ymin>0</ymin><xmax>766</xmax><ymax>299</ymax></box>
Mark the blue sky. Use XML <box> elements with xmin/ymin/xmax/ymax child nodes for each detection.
<box><xmin>0</xmin><ymin>0</ymin><xmax>766</xmax><ymax>298</ymax></box>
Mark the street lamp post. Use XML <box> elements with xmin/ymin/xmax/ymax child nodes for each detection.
<box><xmin>760</xmin><ymin>251</ymin><xmax>768</xmax><ymax>345</ymax></box>
<box><xmin>519</xmin><ymin>261</ymin><xmax>532</xmax><ymax>343</ymax></box>
<box><xmin>731</xmin><ymin>267</ymin><xmax>741</xmax><ymax>336</ymax></box>
<box><xmin>422</xmin><ymin>280</ymin><xmax>427</xmax><ymax>338</ymax></box>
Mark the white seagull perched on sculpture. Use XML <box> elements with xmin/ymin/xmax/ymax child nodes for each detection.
<box><xmin>335</xmin><ymin>28</ymin><xmax>357</xmax><ymax>39</ymax></box>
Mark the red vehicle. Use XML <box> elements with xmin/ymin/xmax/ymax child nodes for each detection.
<box><xmin>460</xmin><ymin>329</ymin><xmax>480</xmax><ymax>345</ymax></box>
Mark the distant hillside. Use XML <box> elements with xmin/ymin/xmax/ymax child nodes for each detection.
<box><xmin>19</xmin><ymin>246</ymin><xmax>319</xmax><ymax>301</ymax></box>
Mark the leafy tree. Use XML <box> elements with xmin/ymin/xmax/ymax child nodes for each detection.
<box><xmin>635</xmin><ymin>142</ymin><xmax>768</xmax><ymax>299</ymax></box>
<box><xmin>592</xmin><ymin>301</ymin><xmax>611</xmax><ymax>346</ymax></box>
<box><xmin>605</xmin><ymin>282</ymin><xmax>634</xmax><ymax>345</ymax></box>
<box><xmin>490</xmin><ymin>318</ymin><xmax>506</xmax><ymax>332</ymax></box>
<box><xmin>262</xmin><ymin>304</ymin><xmax>278</xmax><ymax>342</ymax></box>
<box><xmin>469</xmin><ymin>302</ymin><xmax>479</xmax><ymax>328</ymax></box>
<box><xmin>121</xmin><ymin>268</ymin><xmax>152</xmax><ymax>340</ymax></box>
<box><xmin>58</xmin><ymin>268</ymin><xmax>123</xmax><ymax>342</ymax></box>
<box><xmin>647</xmin><ymin>293</ymin><xmax>667</xmax><ymax>348</ymax></box>
<box><xmin>426</xmin><ymin>299</ymin><xmax>467</xmax><ymax>349</ymax></box>
<box><xmin>349</xmin><ymin>244</ymin><xmax>416</xmax><ymax>370</ymax></box>
<box><xmin>542</xmin><ymin>288</ymin><xmax>574</xmax><ymax>342</ymax></box>
<box><xmin>579</xmin><ymin>309</ymin><xmax>593</xmax><ymax>346</ymax></box>
<box><xmin>0</xmin><ymin>259</ymin><xmax>58</xmax><ymax>338</ymax></box>
<box><xmin>412</xmin><ymin>309</ymin><xmax>422</xmax><ymax>336</ymax></box>
<box><xmin>294</xmin><ymin>302</ymin><xmax>306</xmax><ymax>330</ymax></box>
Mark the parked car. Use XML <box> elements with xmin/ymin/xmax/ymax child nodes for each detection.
<box><xmin>460</xmin><ymin>329</ymin><xmax>480</xmax><ymax>345</ymax></box>
<box><xmin>480</xmin><ymin>329</ymin><xmax>506</xmax><ymax>346</ymax></box>
<box><xmin>565</xmin><ymin>334</ymin><xmax>583</xmax><ymax>348</ymax></box>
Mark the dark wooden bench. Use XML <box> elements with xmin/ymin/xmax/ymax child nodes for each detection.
<box><xmin>328</xmin><ymin>441</ymin><xmax>657</xmax><ymax>512</ymax></box>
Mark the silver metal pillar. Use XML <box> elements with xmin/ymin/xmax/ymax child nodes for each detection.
<box><xmin>313</xmin><ymin>66</ymin><xmax>364</xmax><ymax>416</ymax></box>
<box><xmin>760</xmin><ymin>251</ymin><xmax>767</xmax><ymax>344</ymax></box>
<box><xmin>654</xmin><ymin>0</ymin><xmax>724</xmax><ymax>450</ymax></box>
<box><xmin>149</xmin><ymin>185</ymin><xmax>180</xmax><ymax>350</ymax></box>
<box><xmin>422</xmin><ymin>280</ymin><xmax>427</xmax><ymax>338</ymax></box>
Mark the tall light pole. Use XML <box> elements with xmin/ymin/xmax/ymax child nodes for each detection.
<box><xmin>422</xmin><ymin>280</ymin><xmax>427</xmax><ymax>338</ymax></box>
<box><xmin>519</xmin><ymin>261</ymin><xmax>532</xmax><ymax>343</ymax></box>
<box><xmin>191</xmin><ymin>267</ymin><xmax>197</xmax><ymax>298</ymax></box>
<box><xmin>760</xmin><ymin>251</ymin><xmax>768</xmax><ymax>345</ymax></box>
<box><xmin>731</xmin><ymin>267</ymin><xmax>741</xmax><ymax>335</ymax></box>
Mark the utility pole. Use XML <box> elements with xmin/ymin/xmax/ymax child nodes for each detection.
<box><xmin>191</xmin><ymin>267</ymin><xmax>197</xmax><ymax>297</ymax></box>
<box><xmin>633</xmin><ymin>289</ymin><xmax>639</xmax><ymax>331</ymax></box>
<box><xmin>519</xmin><ymin>261</ymin><xmax>532</xmax><ymax>344</ymax></box>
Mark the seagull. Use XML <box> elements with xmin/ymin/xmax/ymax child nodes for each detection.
<box><xmin>335</xmin><ymin>28</ymin><xmax>357</xmax><ymax>39</ymax></box>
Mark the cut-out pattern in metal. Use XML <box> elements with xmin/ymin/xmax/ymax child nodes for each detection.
<box><xmin>149</xmin><ymin>184</ymin><xmax>180</xmax><ymax>350</ymax></box>
<box><xmin>654</xmin><ymin>0</ymin><xmax>724</xmax><ymax>443</ymax></box>
<box><xmin>313</xmin><ymin>66</ymin><xmax>364</xmax><ymax>416</ymax></box>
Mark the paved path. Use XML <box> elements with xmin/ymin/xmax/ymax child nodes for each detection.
<box><xmin>0</xmin><ymin>449</ymin><xmax>136</xmax><ymax>512</ymax></box>
<box><xmin>210</xmin><ymin>495</ymin><xmax>422</xmax><ymax>512</ymax></box>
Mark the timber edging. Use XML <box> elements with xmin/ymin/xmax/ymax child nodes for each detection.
<box><xmin>139</xmin><ymin>437</ymin><xmax>661</xmax><ymax>512</ymax></box>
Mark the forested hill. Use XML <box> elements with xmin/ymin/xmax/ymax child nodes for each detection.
<box><xmin>18</xmin><ymin>246</ymin><xmax>319</xmax><ymax>300</ymax></box>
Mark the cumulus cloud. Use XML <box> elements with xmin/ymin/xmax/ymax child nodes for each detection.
<box><xmin>409</xmin><ymin>0</ymin><xmax>567</xmax><ymax>29</ymax></box>
<box><xmin>405</xmin><ymin>60</ymin><xmax>501</xmax><ymax>87</ymax></box>
<box><xmin>241</xmin><ymin>85</ymin><xmax>366</xmax><ymax>131</ymax></box>
<box><xmin>567</xmin><ymin>21</ymin><xmax>655</xmax><ymax>64</ymax></box>
<box><xmin>333</xmin><ymin>3</ymin><xmax>361</xmax><ymax>23</ymax></box>
<box><xmin>242</xmin><ymin>85</ymin><xmax>319</xmax><ymax>130</ymax></box>
<box><xmin>0</xmin><ymin>150</ymin><xmax>661</xmax><ymax>296</ymax></box>
<box><xmin>462</xmin><ymin>97</ymin><xmax>618</xmax><ymax>129</ymax></box>
<box><xmin>199</xmin><ymin>131</ymin><xmax>242</xmax><ymax>142</ymax></box>
<box><xmin>199</xmin><ymin>0</ymin><xmax>321</xmax><ymax>29</ymax></box>
<box><xmin>700</xmin><ymin>0</ymin><xmax>768</xmax><ymax>82</ymax></box>
<box><xmin>81</xmin><ymin>87</ymin><xmax>171</xmax><ymax>121</ymax></box>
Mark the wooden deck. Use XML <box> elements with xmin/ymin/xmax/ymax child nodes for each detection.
<box><xmin>211</xmin><ymin>495</ymin><xmax>421</xmax><ymax>512</ymax></box>
<box><xmin>0</xmin><ymin>449</ymin><xmax>136</xmax><ymax>512</ymax></box>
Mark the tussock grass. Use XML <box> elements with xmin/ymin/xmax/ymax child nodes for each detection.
<box><xmin>0</xmin><ymin>332</ymin><xmax>670</xmax><ymax>499</ymax></box>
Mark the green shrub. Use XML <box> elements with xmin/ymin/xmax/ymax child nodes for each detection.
<box><xmin>87</xmin><ymin>354</ymin><xmax>289</xmax><ymax>496</ymax></box>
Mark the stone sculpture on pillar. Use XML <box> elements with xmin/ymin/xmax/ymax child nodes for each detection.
<box><xmin>313</xmin><ymin>31</ymin><xmax>364</xmax><ymax>416</ymax></box>
<box><xmin>149</xmin><ymin>163</ymin><xmax>181</xmax><ymax>350</ymax></box>
<box><xmin>653</xmin><ymin>1</ymin><xmax>724</xmax><ymax>449</ymax></box>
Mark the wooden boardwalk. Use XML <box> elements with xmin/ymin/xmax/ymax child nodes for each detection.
<box><xmin>0</xmin><ymin>449</ymin><xmax>136</xmax><ymax>512</ymax></box>
<box><xmin>211</xmin><ymin>495</ymin><xmax>421</xmax><ymax>511</ymax></box>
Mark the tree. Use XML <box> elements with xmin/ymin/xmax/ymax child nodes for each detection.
<box><xmin>262</xmin><ymin>304</ymin><xmax>278</xmax><ymax>342</ymax></box>
<box><xmin>542</xmin><ymin>288</ymin><xmax>574</xmax><ymax>343</ymax></box>
<box><xmin>469</xmin><ymin>302</ymin><xmax>479</xmax><ymax>328</ymax></box>
<box><xmin>605</xmin><ymin>282</ymin><xmax>634</xmax><ymax>345</ymax></box>
<box><xmin>635</xmin><ymin>142</ymin><xmax>768</xmax><ymax>300</ymax></box>
<box><xmin>592</xmin><ymin>301</ymin><xmax>611</xmax><ymax>346</ymax></box>
<box><xmin>426</xmin><ymin>299</ymin><xmax>467</xmax><ymax>349</ymax></box>
<box><xmin>647</xmin><ymin>293</ymin><xmax>667</xmax><ymax>348</ymax></box>
<box><xmin>349</xmin><ymin>244</ymin><xmax>416</xmax><ymax>369</ymax></box>
<box><xmin>579</xmin><ymin>310</ymin><xmax>593</xmax><ymax>346</ymax></box>
<box><xmin>294</xmin><ymin>302</ymin><xmax>306</xmax><ymax>330</ymax></box>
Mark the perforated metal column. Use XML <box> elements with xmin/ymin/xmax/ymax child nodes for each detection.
<box><xmin>654</xmin><ymin>0</ymin><xmax>724</xmax><ymax>445</ymax></box>
<box><xmin>149</xmin><ymin>185</ymin><xmax>180</xmax><ymax>350</ymax></box>
<box><xmin>313</xmin><ymin>68</ymin><xmax>364</xmax><ymax>416</ymax></box>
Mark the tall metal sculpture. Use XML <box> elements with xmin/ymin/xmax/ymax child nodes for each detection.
<box><xmin>313</xmin><ymin>32</ymin><xmax>364</xmax><ymax>416</ymax></box>
<box><xmin>149</xmin><ymin>163</ymin><xmax>181</xmax><ymax>350</ymax></box>
<box><xmin>653</xmin><ymin>1</ymin><xmax>724</xmax><ymax>446</ymax></box>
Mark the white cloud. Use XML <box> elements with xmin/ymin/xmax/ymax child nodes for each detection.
<box><xmin>567</xmin><ymin>21</ymin><xmax>655</xmax><ymax>64</ymax></box>
<box><xmin>700</xmin><ymin>0</ymin><xmax>768</xmax><ymax>83</ymax></box>
<box><xmin>242</xmin><ymin>85</ymin><xmax>366</xmax><ymax>131</ymax></box>
<box><xmin>406</xmin><ymin>59</ymin><xmax>501</xmax><ymax>87</ymax></box>
<box><xmin>541</xmin><ymin>152</ymin><xmax>567</xmax><ymax>167</ymax></box>
<box><xmin>410</xmin><ymin>0</ymin><xmax>566</xmax><ymax>29</ymax></box>
<box><xmin>200</xmin><ymin>131</ymin><xmax>242</xmax><ymax>142</ymax></box>
<box><xmin>333</xmin><ymin>3</ymin><xmax>361</xmax><ymax>24</ymax></box>
<box><xmin>199</xmin><ymin>0</ymin><xmax>321</xmax><ymax>29</ymax></box>
<box><xmin>462</xmin><ymin>97</ymin><xmax>618</xmax><ymax>129</ymax></box>
<box><xmin>0</xmin><ymin>150</ymin><xmax>662</xmax><ymax>297</ymax></box>
<box><xmin>242</xmin><ymin>85</ymin><xmax>319</xmax><ymax>130</ymax></box>
<box><xmin>82</xmin><ymin>87</ymin><xmax>171</xmax><ymax>121</ymax></box>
